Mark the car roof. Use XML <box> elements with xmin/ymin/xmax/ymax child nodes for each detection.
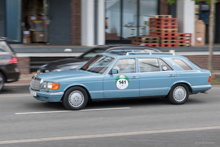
<box><xmin>99</xmin><ymin>52</ymin><xmax>184</xmax><ymax>59</ymax></box>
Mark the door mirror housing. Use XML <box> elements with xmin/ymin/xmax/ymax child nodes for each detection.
<box><xmin>111</xmin><ymin>69</ymin><xmax>118</xmax><ymax>74</ymax></box>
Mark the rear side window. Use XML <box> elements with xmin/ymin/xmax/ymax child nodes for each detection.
<box><xmin>138</xmin><ymin>58</ymin><xmax>160</xmax><ymax>72</ymax></box>
<box><xmin>159</xmin><ymin>59</ymin><xmax>173</xmax><ymax>71</ymax></box>
<box><xmin>173</xmin><ymin>58</ymin><xmax>193</xmax><ymax>70</ymax></box>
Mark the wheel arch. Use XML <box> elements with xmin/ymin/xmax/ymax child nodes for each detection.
<box><xmin>0</xmin><ymin>69</ymin><xmax>6</xmax><ymax>82</ymax></box>
<box><xmin>62</xmin><ymin>85</ymin><xmax>92</xmax><ymax>101</ymax></box>
<box><xmin>171</xmin><ymin>81</ymin><xmax>192</xmax><ymax>93</ymax></box>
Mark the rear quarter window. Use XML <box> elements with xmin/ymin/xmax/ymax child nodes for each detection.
<box><xmin>172</xmin><ymin>58</ymin><xmax>193</xmax><ymax>70</ymax></box>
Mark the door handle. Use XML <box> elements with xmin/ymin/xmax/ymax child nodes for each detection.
<box><xmin>131</xmin><ymin>76</ymin><xmax>139</xmax><ymax>79</ymax></box>
<box><xmin>169</xmin><ymin>74</ymin><xmax>175</xmax><ymax>77</ymax></box>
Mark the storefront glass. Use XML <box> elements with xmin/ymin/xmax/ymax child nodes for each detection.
<box><xmin>139</xmin><ymin>0</ymin><xmax>158</xmax><ymax>36</ymax></box>
<box><xmin>105</xmin><ymin>0</ymin><xmax>158</xmax><ymax>44</ymax></box>
<box><xmin>105</xmin><ymin>0</ymin><xmax>121</xmax><ymax>40</ymax></box>
<box><xmin>122</xmin><ymin>0</ymin><xmax>137</xmax><ymax>40</ymax></box>
<box><xmin>6</xmin><ymin>0</ymin><xmax>22</xmax><ymax>42</ymax></box>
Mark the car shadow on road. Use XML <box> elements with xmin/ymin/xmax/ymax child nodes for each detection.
<box><xmin>25</xmin><ymin>97</ymin><xmax>207</xmax><ymax>111</ymax></box>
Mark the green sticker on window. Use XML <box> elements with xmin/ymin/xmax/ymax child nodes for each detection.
<box><xmin>115</xmin><ymin>75</ymin><xmax>129</xmax><ymax>89</ymax></box>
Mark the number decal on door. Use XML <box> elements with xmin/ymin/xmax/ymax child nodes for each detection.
<box><xmin>116</xmin><ymin>75</ymin><xmax>129</xmax><ymax>90</ymax></box>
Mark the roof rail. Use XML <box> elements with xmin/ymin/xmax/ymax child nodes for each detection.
<box><xmin>126</xmin><ymin>52</ymin><xmax>175</xmax><ymax>56</ymax></box>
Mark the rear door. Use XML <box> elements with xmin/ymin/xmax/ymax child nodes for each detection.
<box><xmin>138</xmin><ymin>58</ymin><xmax>176</xmax><ymax>97</ymax></box>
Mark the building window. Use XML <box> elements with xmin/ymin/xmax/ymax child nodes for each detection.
<box><xmin>105</xmin><ymin>0</ymin><xmax>158</xmax><ymax>44</ymax></box>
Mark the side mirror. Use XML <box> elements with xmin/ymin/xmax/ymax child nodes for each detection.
<box><xmin>111</xmin><ymin>69</ymin><xmax>118</xmax><ymax>74</ymax></box>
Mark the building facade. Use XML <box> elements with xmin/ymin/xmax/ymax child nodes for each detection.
<box><xmin>0</xmin><ymin>0</ymin><xmax>219</xmax><ymax>46</ymax></box>
<box><xmin>0</xmin><ymin>0</ymin><xmax>166</xmax><ymax>46</ymax></box>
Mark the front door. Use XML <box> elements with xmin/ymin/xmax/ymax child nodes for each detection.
<box><xmin>138</xmin><ymin>58</ymin><xmax>176</xmax><ymax>97</ymax></box>
<box><xmin>104</xmin><ymin>58</ymin><xmax>139</xmax><ymax>98</ymax></box>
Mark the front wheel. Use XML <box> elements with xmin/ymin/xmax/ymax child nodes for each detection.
<box><xmin>168</xmin><ymin>84</ymin><xmax>189</xmax><ymax>104</ymax></box>
<box><xmin>0</xmin><ymin>72</ymin><xmax>5</xmax><ymax>92</ymax></box>
<box><xmin>62</xmin><ymin>87</ymin><xmax>88</xmax><ymax>110</ymax></box>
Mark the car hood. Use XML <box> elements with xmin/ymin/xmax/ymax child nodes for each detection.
<box><xmin>43</xmin><ymin>58</ymin><xmax>86</xmax><ymax>71</ymax></box>
<box><xmin>36</xmin><ymin>69</ymin><xmax>99</xmax><ymax>82</ymax></box>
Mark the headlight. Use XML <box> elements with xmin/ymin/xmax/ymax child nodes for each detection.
<box><xmin>43</xmin><ymin>82</ymin><xmax>60</xmax><ymax>90</ymax></box>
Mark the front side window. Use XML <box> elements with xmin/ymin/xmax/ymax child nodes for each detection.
<box><xmin>138</xmin><ymin>58</ymin><xmax>160</xmax><ymax>72</ymax></box>
<box><xmin>173</xmin><ymin>58</ymin><xmax>193</xmax><ymax>70</ymax></box>
<box><xmin>113</xmin><ymin>59</ymin><xmax>136</xmax><ymax>73</ymax></box>
<box><xmin>159</xmin><ymin>59</ymin><xmax>173</xmax><ymax>71</ymax></box>
<box><xmin>81</xmin><ymin>55</ymin><xmax>114</xmax><ymax>74</ymax></box>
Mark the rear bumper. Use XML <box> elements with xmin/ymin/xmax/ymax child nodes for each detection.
<box><xmin>29</xmin><ymin>87</ymin><xmax>64</xmax><ymax>102</ymax></box>
<box><xmin>1</xmin><ymin>64</ymin><xmax>20</xmax><ymax>83</ymax></box>
<box><xmin>6</xmin><ymin>72</ymin><xmax>20</xmax><ymax>83</ymax></box>
<box><xmin>191</xmin><ymin>85</ymin><xmax>212</xmax><ymax>94</ymax></box>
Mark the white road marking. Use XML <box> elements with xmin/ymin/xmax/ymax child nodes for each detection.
<box><xmin>1</xmin><ymin>94</ymin><xmax>31</xmax><ymax>97</ymax></box>
<box><xmin>80</xmin><ymin>107</ymin><xmax>130</xmax><ymax>112</ymax></box>
<box><xmin>0</xmin><ymin>126</ymin><xmax>220</xmax><ymax>145</ymax></box>
<box><xmin>15</xmin><ymin>107</ymin><xmax>131</xmax><ymax>115</ymax></box>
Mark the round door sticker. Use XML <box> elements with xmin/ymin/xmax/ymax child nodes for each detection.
<box><xmin>115</xmin><ymin>75</ymin><xmax>129</xmax><ymax>89</ymax></box>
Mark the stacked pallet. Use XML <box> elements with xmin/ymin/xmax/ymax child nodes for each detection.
<box><xmin>131</xmin><ymin>15</ymin><xmax>193</xmax><ymax>47</ymax></box>
<box><xmin>177</xmin><ymin>33</ymin><xmax>192</xmax><ymax>47</ymax></box>
<box><xmin>149</xmin><ymin>16</ymin><xmax>178</xmax><ymax>47</ymax></box>
<box><xmin>132</xmin><ymin>36</ymin><xmax>160</xmax><ymax>47</ymax></box>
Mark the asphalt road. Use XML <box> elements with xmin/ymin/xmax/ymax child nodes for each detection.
<box><xmin>0</xmin><ymin>85</ymin><xmax>220</xmax><ymax>147</ymax></box>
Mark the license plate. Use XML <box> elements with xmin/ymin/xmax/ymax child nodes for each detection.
<box><xmin>30</xmin><ymin>91</ymin><xmax>37</xmax><ymax>97</ymax></box>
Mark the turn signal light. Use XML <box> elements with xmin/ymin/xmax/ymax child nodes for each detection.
<box><xmin>8</xmin><ymin>57</ymin><xmax>18</xmax><ymax>64</ymax></box>
<box><xmin>51</xmin><ymin>82</ymin><xmax>60</xmax><ymax>90</ymax></box>
<box><xmin>208</xmin><ymin>76</ymin><xmax>212</xmax><ymax>82</ymax></box>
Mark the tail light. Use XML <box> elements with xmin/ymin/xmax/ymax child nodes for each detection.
<box><xmin>8</xmin><ymin>57</ymin><xmax>18</xmax><ymax>64</ymax></box>
<box><xmin>208</xmin><ymin>76</ymin><xmax>212</xmax><ymax>82</ymax></box>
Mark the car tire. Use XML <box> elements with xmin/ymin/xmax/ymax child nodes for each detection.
<box><xmin>168</xmin><ymin>84</ymin><xmax>189</xmax><ymax>104</ymax></box>
<box><xmin>62</xmin><ymin>87</ymin><xmax>88</xmax><ymax>110</ymax></box>
<box><xmin>0</xmin><ymin>72</ymin><xmax>5</xmax><ymax>92</ymax></box>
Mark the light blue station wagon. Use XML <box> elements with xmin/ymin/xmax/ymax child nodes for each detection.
<box><xmin>30</xmin><ymin>52</ymin><xmax>212</xmax><ymax>110</ymax></box>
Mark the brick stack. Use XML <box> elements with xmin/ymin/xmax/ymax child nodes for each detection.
<box><xmin>132</xmin><ymin>36</ymin><xmax>160</xmax><ymax>47</ymax></box>
<box><xmin>177</xmin><ymin>33</ymin><xmax>192</xmax><ymax>47</ymax></box>
<box><xmin>149</xmin><ymin>16</ymin><xmax>178</xmax><ymax>47</ymax></box>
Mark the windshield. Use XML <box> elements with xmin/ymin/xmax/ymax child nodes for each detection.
<box><xmin>77</xmin><ymin>48</ymin><xmax>107</xmax><ymax>60</ymax></box>
<box><xmin>81</xmin><ymin>55</ymin><xmax>114</xmax><ymax>74</ymax></box>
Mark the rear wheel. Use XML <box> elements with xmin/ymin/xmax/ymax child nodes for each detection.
<box><xmin>168</xmin><ymin>84</ymin><xmax>189</xmax><ymax>104</ymax></box>
<box><xmin>62</xmin><ymin>87</ymin><xmax>88</xmax><ymax>110</ymax></box>
<box><xmin>0</xmin><ymin>72</ymin><xmax>4</xmax><ymax>92</ymax></box>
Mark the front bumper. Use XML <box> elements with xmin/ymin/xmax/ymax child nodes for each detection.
<box><xmin>29</xmin><ymin>87</ymin><xmax>64</xmax><ymax>102</ymax></box>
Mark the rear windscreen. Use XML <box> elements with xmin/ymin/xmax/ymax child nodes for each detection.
<box><xmin>0</xmin><ymin>41</ymin><xmax>13</xmax><ymax>52</ymax></box>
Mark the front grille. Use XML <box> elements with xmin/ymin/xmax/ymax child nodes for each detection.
<box><xmin>30</xmin><ymin>76</ymin><xmax>42</xmax><ymax>91</ymax></box>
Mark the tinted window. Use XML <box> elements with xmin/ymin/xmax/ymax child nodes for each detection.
<box><xmin>113</xmin><ymin>59</ymin><xmax>136</xmax><ymax>73</ymax></box>
<box><xmin>138</xmin><ymin>58</ymin><xmax>160</xmax><ymax>72</ymax></box>
<box><xmin>78</xmin><ymin>48</ymin><xmax>106</xmax><ymax>60</ymax></box>
<box><xmin>0</xmin><ymin>41</ymin><xmax>13</xmax><ymax>52</ymax></box>
<box><xmin>173</xmin><ymin>58</ymin><xmax>193</xmax><ymax>70</ymax></box>
<box><xmin>159</xmin><ymin>59</ymin><xmax>173</xmax><ymax>71</ymax></box>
